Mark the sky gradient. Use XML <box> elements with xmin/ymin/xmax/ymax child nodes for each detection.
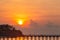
<box><xmin>0</xmin><ymin>0</ymin><xmax>60</xmax><ymax>35</ymax></box>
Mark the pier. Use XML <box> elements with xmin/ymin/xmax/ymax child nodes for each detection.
<box><xmin>0</xmin><ymin>35</ymin><xmax>60</xmax><ymax>40</ymax></box>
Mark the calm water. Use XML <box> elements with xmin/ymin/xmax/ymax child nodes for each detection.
<box><xmin>0</xmin><ymin>37</ymin><xmax>60</xmax><ymax>40</ymax></box>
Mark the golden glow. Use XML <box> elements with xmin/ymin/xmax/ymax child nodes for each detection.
<box><xmin>15</xmin><ymin>18</ymin><xmax>30</xmax><ymax>28</ymax></box>
<box><xmin>18</xmin><ymin>20</ymin><xmax>24</xmax><ymax>25</ymax></box>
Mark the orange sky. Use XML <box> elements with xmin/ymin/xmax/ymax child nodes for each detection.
<box><xmin>0</xmin><ymin>0</ymin><xmax>60</xmax><ymax>35</ymax></box>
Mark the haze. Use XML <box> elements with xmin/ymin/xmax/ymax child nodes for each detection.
<box><xmin>0</xmin><ymin>0</ymin><xmax>60</xmax><ymax>35</ymax></box>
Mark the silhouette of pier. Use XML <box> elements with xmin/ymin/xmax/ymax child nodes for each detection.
<box><xmin>0</xmin><ymin>35</ymin><xmax>60</xmax><ymax>40</ymax></box>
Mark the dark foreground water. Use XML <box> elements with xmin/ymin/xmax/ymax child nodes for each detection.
<box><xmin>0</xmin><ymin>36</ymin><xmax>60</xmax><ymax>40</ymax></box>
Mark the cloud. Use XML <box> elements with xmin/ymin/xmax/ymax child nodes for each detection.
<box><xmin>29</xmin><ymin>20</ymin><xmax>40</xmax><ymax>28</ymax></box>
<box><xmin>19</xmin><ymin>20</ymin><xmax>60</xmax><ymax>35</ymax></box>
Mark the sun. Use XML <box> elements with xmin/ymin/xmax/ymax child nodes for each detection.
<box><xmin>16</xmin><ymin>18</ymin><xmax>30</xmax><ymax>28</ymax></box>
<box><xmin>18</xmin><ymin>20</ymin><xmax>23</xmax><ymax>25</ymax></box>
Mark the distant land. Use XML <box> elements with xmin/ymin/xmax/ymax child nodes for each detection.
<box><xmin>0</xmin><ymin>24</ymin><xmax>23</xmax><ymax>37</ymax></box>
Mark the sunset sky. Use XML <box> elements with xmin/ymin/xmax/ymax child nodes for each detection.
<box><xmin>0</xmin><ymin>0</ymin><xmax>60</xmax><ymax>35</ymax></box>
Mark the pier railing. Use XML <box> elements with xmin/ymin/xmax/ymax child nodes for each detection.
<box><xmin>0</xmin><ymin>35</ymin><xmax>60</xmax><ymax>40</ymax></box>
